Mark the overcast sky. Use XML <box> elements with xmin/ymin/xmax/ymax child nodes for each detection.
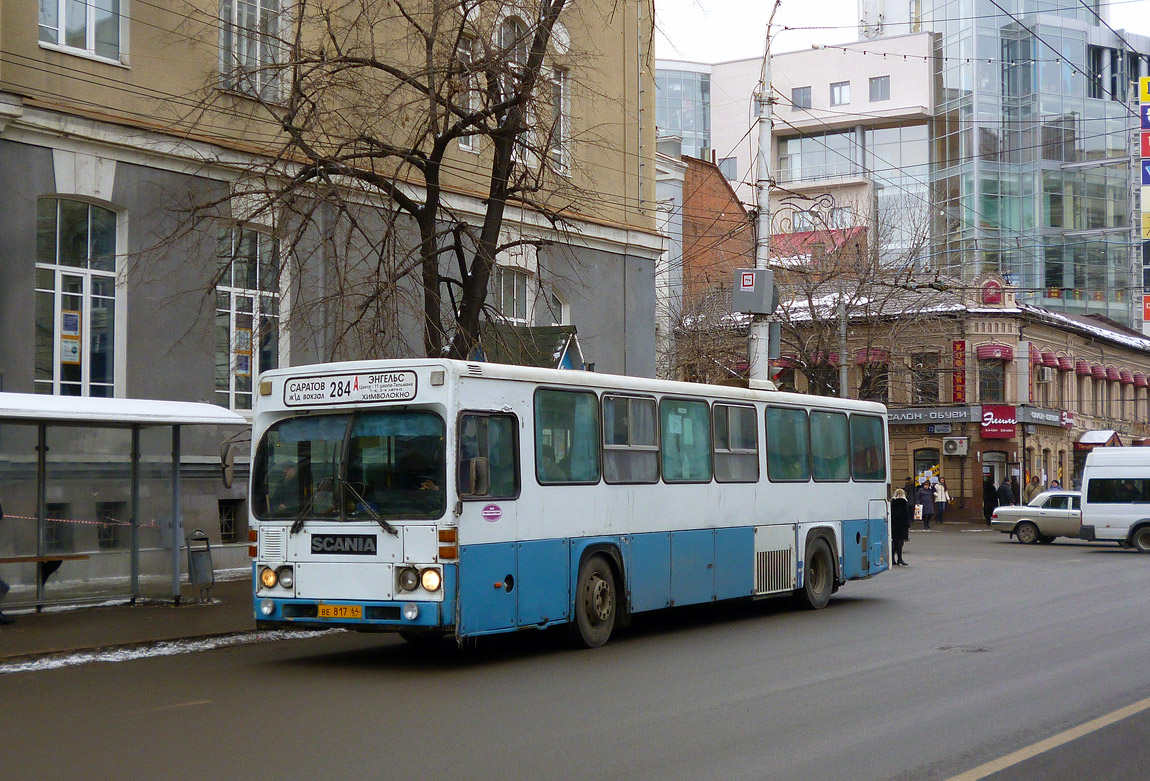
<box><xmin>655</xmin><ymin>0</ymin><xmax>1150</xmax><ymax>63</ymax></box>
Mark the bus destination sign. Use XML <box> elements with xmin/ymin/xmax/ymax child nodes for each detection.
<box><xmin>283</xmin><ymin>370</ymin><xmax>418</xmax><ymax>406</ymax></box>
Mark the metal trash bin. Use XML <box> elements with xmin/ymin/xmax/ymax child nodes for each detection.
<box><xmin>186</xmin><ymin>529</ymin><xmax>214</xmax><ymax>603</ymax></box>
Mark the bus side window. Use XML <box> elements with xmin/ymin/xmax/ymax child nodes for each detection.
<box><xmin>849</xmin><ymin>414</ymin><xmax>886</xmax><ymax>481</ymax></box>
<box><xmin>458</xmin><ymin>413</ymin><xmax>519</xmax><ymax>499</ymax></box>
<box><xmin>535</xmin><ymin>389</ymin><xmax>601</xmax><ymax>484</ymax></box>
<box><xmin>765</xmin><ymin>406</ymin><xmax>810</xmax><ymax>482</ymax></box>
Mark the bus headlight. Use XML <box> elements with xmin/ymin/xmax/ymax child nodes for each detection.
<box><xmin>260</xmin><ymin>599</ymin><xmax>275</xmax><ymax>616</ymax></box>
<box><xmin>403</xmin><ymin>603</ymin><xmax>419</xmax><ymax>621</ymax></box>
<box><xmin>398</xmin><ymin>566</ymin><xmax>419</xmax><ymax>592</ymax></box>
<box><xmin>259</xmin><ymin>566</ymin><xmax>278</xmax><ymax>589</ymax></box>
<box><xmin>276</xmin><ymin>566</ymin><xmax>294</xmax><ymax>589</ymax></box>
<box><xmin>420</xmin><ymin>567</ymin><xmax>442</xmax><ymax>592</ymax></box>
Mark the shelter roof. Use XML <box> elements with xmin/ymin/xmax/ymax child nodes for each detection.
<box><xmin>0</xmin><ymin>393</ymin><xmax>249</xmax><ymax>427</ymax></box>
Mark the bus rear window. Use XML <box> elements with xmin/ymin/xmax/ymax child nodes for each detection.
<box><xmin>849</xmin><ymin>414</ymin><xmax>886</xmax><ymax>481</ymax></box>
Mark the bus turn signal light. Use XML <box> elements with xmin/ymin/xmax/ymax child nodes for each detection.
<box><xmin>248</xmin><ymin>529</ymin><xmax>258</xmax><ymax>542</ymax></box>
<box><xmin>438</xmin><ymin>528</ymin><xmax>457</xmax><ymax>543</ymax></box>
<box><xmin>438</xmin><ymin>545</ymin><xmax>458</xmax><ymax>560</ymax></box>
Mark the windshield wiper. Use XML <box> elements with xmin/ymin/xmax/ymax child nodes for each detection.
<box><xmin>289</xmin><ymin>476</ymin><xmax>329</xmax><ymax>536</ymax></box>
<box><xmin>334</xmin><ymin>475</ymin><xmax>400</xmax><ymax>536</ymax></box>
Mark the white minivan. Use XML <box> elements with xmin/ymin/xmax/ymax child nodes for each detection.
<box><xmin>1079</xmin><ymin>447</ymin><xmax>1150</xmax><ymax>552</ymax></box>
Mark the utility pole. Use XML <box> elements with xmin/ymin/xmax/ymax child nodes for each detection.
<box><xmin>749</xmin><ymin>1</ymin><xmax>782</xmax><ymax>385</ymax></box>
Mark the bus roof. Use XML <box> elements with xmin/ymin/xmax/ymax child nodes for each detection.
<box><xmin>0</xmin><ymin>392</ymin><xmax>249</xmax><ymax>428</ymax></box>
<box><xmin>1084</xmin><ymin>446</ymin><xmax>1150</xmax><ymax>467</ymax></box>
<box><xmin>259</xmin><ymin>358</ymin><xmax>888</xmax><ymax>415</ymax></box>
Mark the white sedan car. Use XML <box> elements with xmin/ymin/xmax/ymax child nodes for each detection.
<box><xmin>990</xmin><ymin>490</ymin><xmax>1082</xmax><ymax>544</ymax></box>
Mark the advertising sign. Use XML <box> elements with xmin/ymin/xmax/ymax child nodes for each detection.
<box><xmin>284</xmin><ymin>370</ymin><xmax>418</xmax><ymax>406</ymax></box>
<box><xmin>952</xmin><ymin>340</ymin><xmax>966</xmax><ymax>402</ymax></box>
<box><xmin>980</xmin><ymin>404</ymin><xmax>1017</xmax><ymax>439</ymax></box>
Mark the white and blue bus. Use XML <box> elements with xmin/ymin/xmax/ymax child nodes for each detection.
<box><xmin>249</xmin><ymin>359</ymin><xmax>890</xmax><ymax>647</ymax></box>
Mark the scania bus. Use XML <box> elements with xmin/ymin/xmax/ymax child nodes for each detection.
<box><xmin>249</xmin><ymin>359</ymin><xmax>890</xmax><ymax>647</ymax></box>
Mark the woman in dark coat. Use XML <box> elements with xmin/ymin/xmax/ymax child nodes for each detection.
<box><xmin>982</xmin><ymin>476</ymin><xmax>998</xmax><ymax>523</ymax></box>
<box><xmin>890</xmin><ymin>488</ymin><xmax>910</xmax><ymax>566</ymax></box>
<box><xmin>914</xmin><ymin>481</ymin><xmax>936</xmax><ymax>530</ymax></box>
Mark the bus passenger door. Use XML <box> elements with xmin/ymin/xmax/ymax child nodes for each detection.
<box><xmin>869</xmin><ymin>499</ymin><xmax>888</xmax><ymax>572</ymax></box>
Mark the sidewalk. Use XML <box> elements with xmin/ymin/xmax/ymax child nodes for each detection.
<box><xmin>0</xmin><ymin>575</ymin><xmax>256</xmax><ymax>662</ymax></box>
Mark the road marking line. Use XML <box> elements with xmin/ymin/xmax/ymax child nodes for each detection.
<box><xmin>949</xmin><ymin>695</ymin><xmax>1150</xmax><ymax>781</ymax></box>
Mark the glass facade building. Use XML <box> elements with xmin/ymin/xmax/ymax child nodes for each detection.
<box><xmin>922</xmin><ymin>0</ymin><xmax>1150</xmax><ymax>322</ymax></box>
<box><xmin>655</xmin><ymin>65</ymin><xmax>711</xmax><ymax>159</ymax></box>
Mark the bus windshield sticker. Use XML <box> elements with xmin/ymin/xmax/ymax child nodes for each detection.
<box><xmin>482</xmin><ymin>504</ymin><xmax>502</xmax><ymax>522</ymax></box>
<box><xmin>284</xmin><ymin>371</ymin><xmax>418</xmax><ymax>406</ymax></box>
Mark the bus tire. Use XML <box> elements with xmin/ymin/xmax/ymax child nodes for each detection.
<box><xmin>569</xmin><ymin>554</ymin><xmax>617</xmax><ymax>648</ymax></box>
<box><xmin>1132</xmin><ymin>527</ymin><xmax>1150</xmax><ymax>553</ymax></box>
<box><xmin>797</xmin><ymin>538</ymin><xmax>834</xmax><ymax>610</ymax></box>
<box><xmin>1015</xmin><ymin>521</ymin><xmax>1040</xmax><ymax>545</ymax></box>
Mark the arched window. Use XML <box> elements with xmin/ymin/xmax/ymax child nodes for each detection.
<box><xmin>35</xmin><ymin>198</ymin><xmax>119</xmax><ymax>397</ymax></box>
<box><xmin>913</xmin><ymin>448</ymin><xmax>939</xmax><ymax>483</ymax></box>
<box><xmin>499</xmin><ymin>16</ymin><xmax>529</xmax><ymax>67</ymax></box>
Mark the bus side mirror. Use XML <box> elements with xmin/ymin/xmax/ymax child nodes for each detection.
<box><xmin>220</xmin><ymin>443</ymin><xmax>236</xmax><ymax>489</ymax></box>
<box><xmin>469</xmin><ymin>457</ymin><xmax>490</xmax><ymax>496</ymax></box>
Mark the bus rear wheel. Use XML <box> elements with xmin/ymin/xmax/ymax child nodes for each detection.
<box><xmin>797</xmin><ymin>538</ymin><xmax>834</xmax><ymax>610</ymax></box>
<box><xmin>569</xmin><ymin>555</ymin><xmax>617</xmax><ymax>648</ymax></box>
<box><xmin>1132</xmin><ymin>527</ymin><xmax>1150</xmax><ymax>553</ymax></box>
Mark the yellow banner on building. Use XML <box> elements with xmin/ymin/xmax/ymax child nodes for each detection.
<box><xmin>1142</xmin><ymin>76</ymin><xmax>1150</xmax><ymax>104</ymax></box>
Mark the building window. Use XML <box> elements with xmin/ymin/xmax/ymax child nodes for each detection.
<box><xmin>219</xmin><ymin>0</ymin><xmax>283</xmax><ymax>99</ymax></box>
<box><xmin>548</xmin><ymin>67</ymin><xmax>570</xmax><ymax>172</ymax></box>
<box><xmin>45</xmin><ymin>503</ymin><xmax>73</xmax><ymax>554</ymax></box>
<box><xmin>830</xmin><ymin>81</ymin><xmax>850</xmax><ymax>106</ymax></box>
<box><xmin>910</xmin><ymin>352</ymin><xmax>939</xmax><ymax>404</ymax></box>
<box><xmin>494</xmin><ymin>265</ymin><xmax>530</xmax><ymax>323</ymax></box>
<box><xmin>218</xmin><ymin>499</ymin><xmax>243</xmax><ymax>543</ymax></box>
<box><xmin>35</xmin><ymin>198</ymin><xmax>119</xmax><ymax>397</ymax></box>
<box><xmin>499</xmin><ymin>16</ymin><xmax>529</xmax><ymax>68</ymax></box>
<box><xmin>96</xmin><ymin>501</ymin><xmax>128</xmax><ymax>550</ymax></box>
<box><xmin>858</xmin><ymin>364</ymin><xmax>889</xmax><ymax>403</ymax></box>
<box><xmin>913</xmin><ymin>448</ymin><xmax>939</xmax><ymax>482</ymax></box>
<box><xmin>792</xmin><ymin>86</ymin><xmax>812</xmax><ymax>109</ymax></box>
<box><xmin>457</xmin><ymin>36</ymin><xmax>478</xmax><ymax>151</ymax></box>
<box><xmin>216</xmin><ymin>227</ymin><xmax>281</xmax><ymax>410</ymax></box>
<box><xmin>909</xmin><ymin>0</ymin><xmax>923</xmax><ymax>32</ymax></box>
<box><xmin>979</xmin><ymin>359</ymin><xmax>1006</xmax><ymax>403</ymax></box>
<box><xmin>807</xmin><ymin>363</ymin><xmax>840</xmax><ymax>397</ymax></box>
<box><xmin>39</xmin><ymin>0</ymin><xmax>121</xmax><ymax>60</ymax></box>
<box><xmin>869</xmin><ymin>75</ymin><xmax>890</xmax><ymax>102</ymax></box>
<box><xmin>717</xmin><ymin>157</ymin><xmax>738</xmax><ymax>181</ymax></box>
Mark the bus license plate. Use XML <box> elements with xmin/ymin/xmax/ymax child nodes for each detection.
<box><xmin>318</xmin><ymin>604</ymin><xmax>362</xmax><ymax>619</ymax></box>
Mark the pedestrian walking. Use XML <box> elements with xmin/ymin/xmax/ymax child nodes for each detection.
<box><xmin>902</xmin><ymin>476</ymin><xmax>915</xmax><ymax>498</ymax></box>
<box><xmin>983</xmin><ymin>476</ymin><xmax>998</xmax><ymax>523</ymax></box>
<box><xmin>1022</xmin><ymin>475</ymin><xmax>1041</xmax><ymax>505</ymax></box>
<box><xmin>915</xmin><ymin>480</ymin><xmax>936</xmax><ymax>530</ymax></box>
<box><xmin>934</xmin><ymin>477</ymin><xmax>951</xmax><ymax>525</ymax></box>
<box><xmin>998</xmin><ymin>476</ymin><xmax>1016</xmax><ymax>507</ymax></box>
<box><xmin>1010</xmin><ymin>476</ymin><xmax>1021</xmax><ymax>506</ymax></box>
<box><xmin>890</xmin><ymin>489</ymin><xmax>910</xmax><ymax>565</ymax></box>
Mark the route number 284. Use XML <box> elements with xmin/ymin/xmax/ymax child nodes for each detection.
<box><xmin>329</xmin><ymin>379</ymin><xmax>354</xmax><ymax>398</ymax></box>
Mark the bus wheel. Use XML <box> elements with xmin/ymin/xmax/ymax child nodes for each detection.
<box><xmin>569</xmin><ymin>555</ymin><xmax>616</xmax><ymax>648</ymax></box>
<box><xmin>797</xmin><ymin>538</ymin><xmax>834</xmax><ymax>610</ymax></box>
<box><xmin>1132</xmin><ymin>528</ymin><xmax>1150</xmax><ymax>553</ymax></box>
<box><xmin>1015</xmin><ymin>522</ymin><xmax>1040</xmax><ymax>545</ymax></box>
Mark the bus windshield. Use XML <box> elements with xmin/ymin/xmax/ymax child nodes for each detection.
<box><xmin>253</xmin><ymin>411</ymin><xmax>447</xmax><ymax>521</ymax></box>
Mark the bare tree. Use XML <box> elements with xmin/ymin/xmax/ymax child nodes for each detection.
<box><xmin>172</xmin><ymin>0</ymin><xmax>600</xmax><ymax>361</ymax></box>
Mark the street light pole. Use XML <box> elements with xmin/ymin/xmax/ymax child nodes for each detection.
<box><xmin>749</xmin><ymin>1</ymin><xmax>781</xmax><ymax>386</ymax></box>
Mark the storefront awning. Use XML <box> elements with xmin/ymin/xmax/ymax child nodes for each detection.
<box><xmin>1120</xmin><ymin>370</ymin><xmax>1134</xmax><ymax>385</ymax></box>
<box><xmin>1075</xmin><ymin>429</ymin><xmax>1122</xmax><ymax>451</ymax></box>
<box><xmin>976</xmin><ymin>343</ymin><xmax>1013</xmax><ymax>360</ymax></box>
<box><xmin>1091</xmin><ymin>364</ymin><xmax>1106</xmax><ymax>379</ymax></box>
<box><xmin>774</xmin><ymin>354</ymin><xmax>798</xmax><ymax>369</ymax></box>
<box><xmin>1057</xmin><ymin>356</ymin><xmax>1073</xmax><ymax>371</ymax></box>
<box><xmin>1135</xmin><ymin>373</ymin><xmax>1149</xmax><ymax>388</ymax></box>
<box><xmin>1105</xmin><ymin>367</ymin><xmax>1120</xmax><ymax>381</ymax></box>
<box><xmin>1040</xmin><ymin>350</ymin><xmax>1059</xmax><ymax>368</ymax></box>
<box><xmin>1075</xmin><ymin>359</ymin><xmax>1091</xmax><ymax>376</ymax></box>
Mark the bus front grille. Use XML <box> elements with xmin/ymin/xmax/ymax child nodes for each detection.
<box><xmin>755</xmin><ymin>549</ymin><xmax>793</xmax><ymax>594</ymax></box>
<box><xmin>260</xmin><ymin>527</ymin><xmax>287</xmax><ymax>561</ymax></box>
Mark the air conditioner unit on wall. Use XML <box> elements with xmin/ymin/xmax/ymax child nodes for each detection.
<box><xmin>1036</xmin><ymin>366</ymin><xmax>1054</xmax><ymax>383</ymax></box>
<box><xmin>943</xmin><ymin>437</ymin><xmax>969</xmax><ymax>457</ymax></box>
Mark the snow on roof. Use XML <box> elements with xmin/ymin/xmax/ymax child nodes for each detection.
<box><xmin>0</xmin><ymin>393</ymin><xmax>249</xmax><ymax>427</ymax></box>
<box><xmin>1079</xmin><ymin>429</ymin><xmax>1118</xmax><ymax>444</ymax></box>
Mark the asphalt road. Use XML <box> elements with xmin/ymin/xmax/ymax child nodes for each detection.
<box><xmin>1</xmin><ymin>528</ymin><xmax>1148</xmax><ymax>780</ymax></box>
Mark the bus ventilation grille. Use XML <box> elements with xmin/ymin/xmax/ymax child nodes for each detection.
<box><xmin>466</xmin><ymin>364</ymin><xmax>484</xmax><ymax>375</ymax></box>
<box><xmin>755</xmin><ymin>549</ymin><xmax>792</xmax><ymax>594</ymax></box>
<box><xmin>260</xmin><ymin>527</ymin><xmax>287</xmax><ymax>561</ymax></box>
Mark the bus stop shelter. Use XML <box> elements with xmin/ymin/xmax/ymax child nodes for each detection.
<box><xmin>0</xmin><ymin>393</ymin><xmax>246</xmax><ymax>607</ymax></box>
